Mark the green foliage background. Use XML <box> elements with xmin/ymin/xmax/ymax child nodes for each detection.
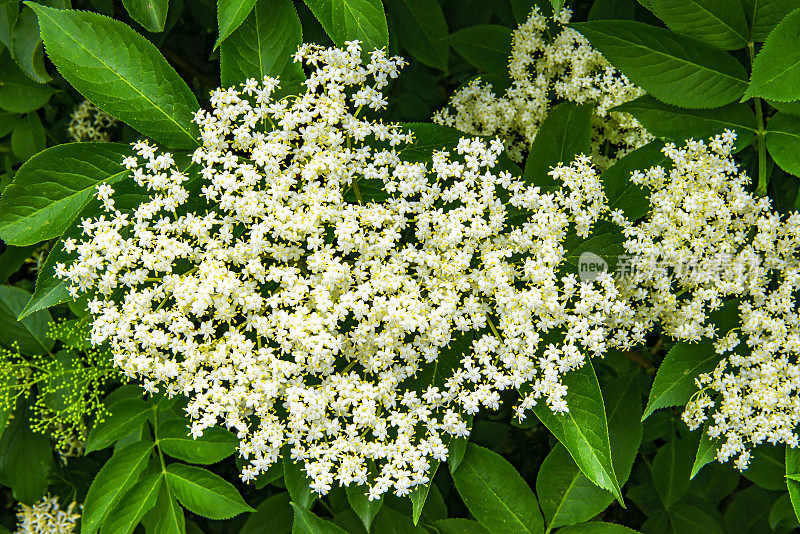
<box><xmin>0</xmin><ymin>0</ymin><xmax>799</xmax><ymax>532</ymax></box>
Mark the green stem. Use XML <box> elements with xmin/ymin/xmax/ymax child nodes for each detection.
<box><xmin>749</xmin><ymin>41</ymin><xmax>768</xmax><ymax>197</ymax></box>
<box><xmin>352</xmin><ymin>180</ymin><xmax>363</xmax><ymax>204</ymax></box>
<box><xmin>487</xmin><ymin>316</ymin><xmax>501</xmax><ymax>339</ymax></box>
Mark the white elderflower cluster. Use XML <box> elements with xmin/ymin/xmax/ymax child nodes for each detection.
<box><xmin>607</xmin><ymin>131</ymin><xmax>800</xmax><ymax>470</ymax></box>
<box><xmin>68</xmin><ymin>100</ymin><xmax>118</xmax><ymax>142</ymax></box>
<box><xmin>15</xmin><ymin>496</ymin><xmax>80</xmax><ymax>534</ymax></box>
<box><xmin>57</xmin><ymin>42</ymin><xmax>635</xmax><ymax>498</ymax></box>
<box><xmin>433</xmin><ymin>6</ymin><xmax>651</xmax><ymax>166</ymax></box>
<box><xmin>611</xmin><ymin>131</ymin><xmax>771</xmax><ymax>343</ymax></box>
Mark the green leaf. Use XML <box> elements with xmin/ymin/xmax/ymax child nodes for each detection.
<box><xmin>741</xmin><ymin>444</ymin><xmax>785</xmax><ymax>490</ymax></box>
<box><xmin>669</xmin><ymin>504</ymin><xmax>724</xmax><ymax>534</ymax></box>
<box><xmin>646</xmin><ymin>0</ymin><xmax>748</xmax><ymax>50</ymax></box>
<box><xmin>451</xmin><ymin>443</ymin><xmax>544</xmax><ymax>534</ymax></box>
<box><xmin>0</xmin><ymin>243</ymin><xmax>36</xmax><ymax>283</ymax></box>
<box><xmin>569</xmin><ymin>21</ymin><xmax>747</xmax><ymax>109</ymax></box>
<box><xmin>688</xmin><ymin>461</ymin><xmax>739</xmax><ymax>503</ymax></box>
<box><xmin>346</xmin><ymin>485</ymin><xmax>383</xmax><ymax>531</ymax></box>
<box><xmin>742</xmin><ymin>0</ymin><xmax>797</xmax><ymax>41</ymax></box>
<box><xmin>158</xmin><ymin>418</ymin><xmax>238</xmax><ymax>464</ymax></box>
<box><xmin>449</xmin><ymin>24</ymin><xmax>511</xmax><ymax>75</ymax></box>
<box><xmin>0</xmin><ymin>403</ymin><xmax>53</xmax><ymax>504</ymax></box>
<box><xmin>722</xmin><ymin>485</ymin><xmax>773</xmax><ymax>534</ymax></box>
<box><xmin>0</xmin><ymin>142</ymin><xmax>132</xmax><ymax>246</ymax></box>
<box><xmin>770</xmin><ymin>493</ymin><xmax>800</xmax><ymax>530</ymax></box>
<box><xmin>588</xmin><ymin>0</ymin><xmax>634</xmax><ymax>20</ymax></box>
<box><xmin>28</xmin><ymin>3</ymin><xmax>200</xmax><ymax>149</ymax></box>
<box><xmin>689</xmin><ymin>422</ymin><xmax>719</xmax><ymax>479</ymax></box>
<box><xmin>84</xmin><ymin>398</ymin><xmax>151</xmax><ymax>454</ymax></box>
<box><xmin>81</xmin><ymin>440</ymin><xmax>153</xmax><ymax>534</ymax></box>
<box><xmin>744</xmin><ymin>8</ymin><xmax>800</xmax><ymax>101</ymax></box>
<box><xmin>386</xmin><ymin>0</ymin><xmax>448</xmax><ymax>72</ymax></box>
<box><xmin>103</xmin><ymin>384</ymin><xmax>147</xmax><ymax>406</ymax></box>
<box><xmin>642</xmin><ymin>340</ymin><xmax>720</xmax><ymax>419</ymax></box>
<box><xmin>371</xmin><ymin>506</ymin><xmax>430</xmax><ymax>533</ymax></box>
<box><xmin>148</xmin><ymin>481</ymin><xmax>186</xmax><ymax>534</ymax></box>
<box><xmin>433</xmin><ymin>519</ymin><xmax>490</xmax><ymax>534</ymax></box>
<box><xmin>409</xmin><ymin>463</ymin><xmax>438</xmax><ymax>525</ymax></box>
<box><xmin>537</xmin><ymin>371</ymin><xmax>642</xmax><ymax>529</ymax></box>
<box><xmin>557</xmin><ymin>524</ymin><xmax>640</xmax><ymax>533</ymax></box>
<box><xmin>531</xmin><ymin>359</ymin><xmax>622</xmax><ymax>502</ymax></box>
<box><xmin>767</xmin><ymin>112</ymin><xmax>800</xmax><ymax>177</ymax></box>
<box><xmin>549</xmin><ymin>0</ymin><xmax>565</xmax><ymax>14</ymax></box>
<box><xmin>219</xmin><ymin>0</ymin><xmax>304</xmax><ymax>94</ymax></box>
<box><xmin>613</xmin><ymin>96</ymin><xmax>755</xmax><ymax>151</ymax></box>
<box><xmin>0</xmin><ymin>285</ymin><xmax>53</xmax><ymax>355</ymax></box>
<box><xmin>600</xmin><ymin>141</ymin><xmax>667</xmax><ymax>221</ymax></box>
<box><xmin>101</xmin><ymin>474</ymin><xmax>162</xmax><ymax>534</ymax></box>
<box><xmin>239</xmin><ymin>492</ymin><xmax>292</xmax><ymax>534</ymax></box>
<box><xmin>0</xmin><ymin>1</ymin><xmax>19</xmax><ymax>52</ymax></box>
<box><xmin>0</xmin><ymin>56</ymin><xmax>55</xmax><ymax>113</ymax></box>
<box><xmin>524</xmin><ymin>102</ymin><xmax>593</xmax><ymax>187</ymax></box>
<box><xmin>284</xmin><ymin>455</ymin><xmax>316</xmax><ymax>509</ymax></box>
<box><xmin>122</xmin><ymin>0</ymin><xmax>169</xmax><ymax>33</ymax></box>
<box><xmin>0</xmin><ymin>111</ymin><xmax>20</xmax><ymax>137</ymax></box>
<box><xmin>302</xmin><ymin>0</ymin><xmax>389</xmax><ymax>52</ymax></box>
<box><xmin>292</xmin><ymin>503</ymin><xmax>349</xmax><ymax>534</ymax></box>
<box><xmin>788</xmin><ymin>445</ymin><xmax>800</xmax><ymax>524</ymax></box>
<box><xmin>651</xmin><ymin>436</ymin><xmax>695</xmax><ymax>509</ymax></box>
<box><xmin>214</xmin><ymin>0</ymin><xmax>257</xmax><ymax>49</ymax></box>
<box><xmin>448</xmin><ymin>431</ymin><xmax>468</xmax><ymax>474</ymax></box>
<box><xmin>17</xmin><ymin>237</ymin><xmax>70</xmax><ymax>319</ymax></box>
<box><xmin>165</xmin><ymin>463</ymin><xmax>254</xmax><ymax>520</ymax></box>
<box><xmin>768</xmin><ymin>99</ymin><xmax>800</xmax><ymax>117</ymax></box>
<box><xmin>11</xmin><ymin>112</ymin><xmax>44</xmax><ymax>161</ymax></box>
<box><xmin>397</xmin><ymin>122</ymin><xmax>465</xmax><ymax>164</ymax></box>
<box><xmin>250</xmin><ymin>459</ymin><xmax>284</xmax><ymax>489</ymax></box>
<box><xmin>12</xmin><ymin>6</ymin><xmax>50</xmax><ymax>83</ymax></box>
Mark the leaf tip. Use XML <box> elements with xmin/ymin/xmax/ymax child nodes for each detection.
<box><xmin>22</xmin><ymin>1</ymin><xmax>45</xmax><ymax>14</ymax></box>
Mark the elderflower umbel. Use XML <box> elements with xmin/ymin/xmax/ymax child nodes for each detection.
<box><xmin>68</xmin><ymin>100</ymin><xmax>118</xmax><ymax>142</ymax></box>
<box><xmin>15</xmin><ymin>496</ymin><xmax>80</xmax><ymax>534</ymax></box>
<box><xmin>611</xmin><ymin>131</ymin><xmax>771</xmax><ymax>344</ymax></box>
<box><xmin>604</xmin><ymin>130</ymin><xmax>800</xmax><ymax>470</ymax></box>
<box><xmin>433</xmin><ymin>6</ymin><xmax>651</xmax><ymax>167</ymax></box>
<box><xmin>59</xmin><ymin>42</ymin><xmax>635</xmax><ymax>498</ymax></box>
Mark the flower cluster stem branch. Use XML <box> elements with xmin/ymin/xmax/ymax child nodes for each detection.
<box><xmin>749</xmin><ymin>41</ymin><xmax>768</xmax><ymax>197</ymax></box>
